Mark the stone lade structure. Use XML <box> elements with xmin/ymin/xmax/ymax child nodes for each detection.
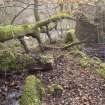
<box><xmin>75</xmin><ymin>0</ymin><xmax>105</xmax><ymax>59</ymax></box>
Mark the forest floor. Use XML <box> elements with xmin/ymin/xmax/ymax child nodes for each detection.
<box><xmin>0</xmin><ymin>42</ymin><xmax>105</xmax><ymax>105</ymax></box>
<box><xmin>40</xmin><ymin>49</ymin><xmax>105</xmax><ymax>105</ymax></box>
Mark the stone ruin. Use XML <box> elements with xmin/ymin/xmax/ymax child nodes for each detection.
<box><xmin>75</xmin><ymin>0</ymin><xmax>105</xmax><ymax>59</ymax></box>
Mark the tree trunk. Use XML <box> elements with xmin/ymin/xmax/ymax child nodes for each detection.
<box><xmin>34</xmin><ymin>0</ymin><xmax>40</xmax><ymax>22</ymax></box>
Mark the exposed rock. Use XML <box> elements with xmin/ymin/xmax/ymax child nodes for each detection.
<box><xmin>75</xmin><ymin>13</ymin><xmax>98</xmax><ymax>46</ymax></box>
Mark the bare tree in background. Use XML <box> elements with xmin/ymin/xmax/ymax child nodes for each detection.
<box><xmin>33</xmin><ymin>0</ymin><xmax>40</xmax><ymax>22</ymax></box>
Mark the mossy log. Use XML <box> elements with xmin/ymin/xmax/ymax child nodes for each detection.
<box><xmin>0</xmin><ymin>12</ymin><xmax>73</xmax><ymax>42</ymax></box>
<box><xmin>35</xmin><ymin>12</ymin><xmax>74</xmax><ymax>28</ymax></box>
<box><xmin>0</xmin><ymin>23</ymin><xmax>56</xmax><ymax>51</ymax></box>
<box><xmin>0</xmin><ymin>24</ymin><xmax>56</xmax><ymax>42</ymax></box>
<box><xmin>0</xmin><ymin>12</ymin><xmax>74</xmax><ymax>51</ymax></box>
<box><xmin>20</xmin><ymin>75</ymin><xmax>45</xmax><ymax>105</ymax></box>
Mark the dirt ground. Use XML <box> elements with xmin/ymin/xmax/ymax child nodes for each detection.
<box><xmin>39</xmin><ymin>49</ymin><xmax>105</xmax><ymax>105</ymax></box>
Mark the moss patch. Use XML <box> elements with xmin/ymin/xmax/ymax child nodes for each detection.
<box><xmin>0</xmin><ymin>13</ymin><xmax>73</xmax><ymax>43</ymax></box>
<box><xmin>20</xmin><ymin>75</ymin><xmax>45</xmax><ymax>105</ymax></box>
<box><xmin>97</xmin><ymin>63</ymin><xmax>105</xmax><ymax>78</ymax></box>
<box><xmin>65</xmin><ymin>29</ymin><xmax>76</xmax><ymax>44</ymax></box>
<box><xmin>48</xmin><ymin>84</ymin><xmax>63</xmax><ymax>97</ymax></box>
<box><xmin>35</xmin><ymin>12</ymin><xmax>73</xmax><ymax>28</ymax></box>
<box><xmin>0</xmin><ymin>24</ymin><xmax>33</xmax><ymax>42</ymax></box>
<box><xmin>70</xmin><ymin>49</ymin><xmax>101</xmax><ymax>69</ymax></box>
<box><xmin>0</xmin><ymin>48</ymin><xmax>36</xmax><ymax>72</ymax></box>
<box><xmin>72</xmin><ymin>49</ymin><xmax>105</xmax><ymax>79</ymax></box>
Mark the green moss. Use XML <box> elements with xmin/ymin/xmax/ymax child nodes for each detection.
<box><xmin>38</xmin><ymin>22</ymin><xmax>57</xmax><ymax>33</ymax></box>
<box><xmin>20</xmin><ymin>75</ymin><xmax>45</xmax><ymax>105</ymax></box>
<box><xmin>79</xmin><ymin>57</ymin><xmax>92</xmax><ymax>68</ymax></box>
<box><xmin>97</xmin><ymin>63</ymin><xmax>105</xmax><ymax>78</ymax></box>
<box><xmin>71</xmin><ymin>50</ymin><xmax>101</xmax><ymax>68</ymax></box>
<box><xmin>0</xmin><ymin>24</ymin><xmax>34</xmax><ymax>42</ymax></box>
<box><xmin>48</xmin><ymin>84</ymin><xmax>63</xmax><ymax>97</ymax></box>
<box><xmin>35</xmin><ymin>12</ymin><xmax>73</xmax><ymax>28</ymax></box>
<box><xmin>51</xmin><ymin>12</ymin><xmax>72</xmax><ymax>20</ymax></box>
<box><xmin>0</xmin><ymin>48</ymin><xmax>36</xmax><ymax>72</ymax></box>
<box><xmin>0</xmin><ymin>39</ymin><xmax>35</xmax><ymax>71</ymax></box>
<box><xmin>0</xmin><ymin>23</ymin><xmax>57</xmax><ymax>41</ymax></box>
<box><xmin>0</xmin><ymin>13</ymin><xmax>73</xmax><ymax>43</ymax></box>
<box><xmin>39</xmin><ymin>55</ymin><xmax>50</xmax><ymax>64</ymax></box>
<box><xmin>0</xmin><ymin>42</ymin><xmax>51</xmax><ymax>72</ymax></box>
<box><xmin>65</xmin><ymin>29</ymin><xmax>76</xmax><ymax>44</ymax></box>
<box><xmin>97</xmin><ymin>69</ymin><xmax>105</xmax><ymax>78</ymax></box>
<box><xmin>76</xmin><ymin>51</ymin><xmax>92</xmax><ymax>68</ymax></box>
<box><xmin>70</xmin><ymin>49</ymin><xmax>105</xmax><ymax>79</ymax></box>
<box><xmin>72</xmin><ymin>50</ymin><xmax>105</xmax><ymax>79</ymax></box>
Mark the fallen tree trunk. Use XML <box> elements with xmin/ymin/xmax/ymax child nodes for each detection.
<box><xmin>20</xmin><ymin>75</ymin><xmax>45</xmax><ymax>105</ymax></box>
<box><xmin>0</xmin><ymin>24</ymin><xmax>56</xmax><ymax>51</ymax></box>
<box><xmin>0</xmin><ymin>12</ymin><xmax>74</xmax><ymax>51</ymax></box>
<box><xmin>62</xmin><ymin>41</ymin><xmax>87</xmax><ymax>50</ymax></box>
<box><xmin>0</xmin><ymin>12</ymin><xmax>74</xmax><ymax>42</ymax></box>
<box><xmin>0</xmin><ymin>23</ymin><xmax>56</xmax><ymax>42</ymax></box>
<box><xmin>63</xmin><ymin>37</ymin><xmax>93</xmax><ymax>50</ymax></box>
<box><xmin>35</xmin><ymin>12</ymin><xmax>75</xmax><ymax>28</ymax></box>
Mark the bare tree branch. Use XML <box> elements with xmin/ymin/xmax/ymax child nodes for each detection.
<box><xmin>10</xmin><ymin>4</ymin><xmax>30</xmax><ymax>24</ymax></box>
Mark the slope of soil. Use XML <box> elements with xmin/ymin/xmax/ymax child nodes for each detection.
<box><xmin>0</xmin><ymin>44</ymin><xmax>105</xmax><ymax>105</ymax></box>
<box><xmin>38</xmin><ymin>49</ymin><xmax>105</xmax><ymax>105</ymax></box>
